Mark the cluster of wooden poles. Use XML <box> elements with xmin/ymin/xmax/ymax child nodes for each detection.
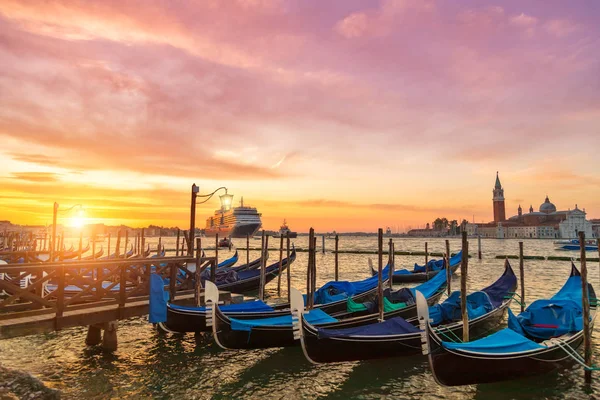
<box><xmin>1</xmin><ymin>231</ymin><xmax>37</xmax><ymax>252</ymax></box>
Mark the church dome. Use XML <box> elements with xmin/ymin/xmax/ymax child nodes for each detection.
<box><xmin>539</xmin><ymin>196</ymin><xmax>556</xmax><ymax>214</ymax></box>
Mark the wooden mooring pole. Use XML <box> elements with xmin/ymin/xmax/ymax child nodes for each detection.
<box><xmin>312</xmin><ymin>236</ymin><xmax>317</xmax><ymax>307</ymax></box>
<box><xmin>307</xmin><ymin>228</ymin><xmax>314</xmax><ymax>309</ymax></box>
<box><xmin>214</xmin><ymin>234</ymin><xmax>219</xmax><ymax>282</ymax></box>
<box><xmin>175</xmin><ymin>229</ymin><xmax>180</xmax><ymax>257</ymax></box>
<box><xmin>123</xmin><ymin>231</ymin><xmax>129</xmax><ymax>258</ymax></box>
<box><xmin>377</xmin><ymin>229</ymin><xmax>384</xmax><ymax>322</ymax></box>
<box><xmin>425</xmin><ymin>242</ymin><xmax>429</xmax><ymax>281</ymax></box>
<box><xmin>286</xmin><ymin>233</ymin><xmax>291</xmax><ymax>303</ymax></box>
<box><xmin>519</xmin><ymin>242</ymin><xmax>525</xmax><ymax>313</ymax></box>
<box><xmin>461</xmin><ymin>231</ymin><xmax>469</xmax><ymax>342</ymax></box>
<box><xmin>107</xmin><ymin>233</ymin><xmax>111</xmax><ymax>259</ymax></box>
<box><xmin>322</xmin><ymin>235</ymin><xmax>325</xmax><ymax>254</ymax></box>
<box><xmin>579</xmin><ymin>231</ymin><xmax>592</xmax><ymax>384</ymax></box>
<box><xmin>445</xmin><ymin>239</ymin><xmax>451</xmax><ymax>296</ymax></box>
<box><xmin>478</xmin><ymin>235</ymin><xmax>482</xmax><ymax>259</ymax></box>
<box><xmin>195</xmin><ymin>238</ymin><xmax>202</xmax><ymax>307</ymax></box>
<box><xmin>277</xmin><ymin>235</ymin><xmax>284</xmax><ymax>296</ymax></box>
<box><xmin>388</xmin><ymin>238</ymin><xmax>393</xmax><ymax>290</ymax></box>
<box><xmin>246</xmin><ymin>234</ymin><xmax>250</xmax><ymax>267</ymax></box>
<box><xmin>391</xmin><ymin>242</ymin><xmax>395</xmax><ymax>290</ymax></box>
<box><xmin>334</xmin><ymin>234</ymin><xmax>339</xmax><ymax>281</ymax></box>
<box><xmin>259</xmin><ymin>231</ymin><xmax>266</xmax><ymax>301</ymax></box>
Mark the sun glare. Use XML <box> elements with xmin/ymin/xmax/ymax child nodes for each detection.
<box><xmin>71</xmin><ymin>214</ymin><xmax>85</xmax><ymax>229</ymax></box>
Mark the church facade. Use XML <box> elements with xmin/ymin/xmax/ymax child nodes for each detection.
<box><xmin>465</xmin><ymin>173</ymin><xmax>594</xmax><ymax>239</ymax></box>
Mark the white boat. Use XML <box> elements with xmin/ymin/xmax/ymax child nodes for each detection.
<box><xmin>204</xmin><ymin>194</ymin><xmax>262</xmax><ymax>238</ymax></box>
<box><xmin>273</xmin><ymin>219</ymin><xmax>297</xmax><ymax>238</ymax></box>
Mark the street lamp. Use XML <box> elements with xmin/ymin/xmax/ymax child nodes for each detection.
<box><xmin>188</xmin><ymin>184</ymin><xmax>228</xmax><ymax>255</ymax></box>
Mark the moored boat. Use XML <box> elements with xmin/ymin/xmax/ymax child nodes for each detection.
<box><xmin>294</xmin><ymin>260</ymin><xmax>516</xmax><ymax>363</ymax></box>
<box><xmin>370</xmin><ymin>251</ymin><xmax>462</xmax><ymax>283</ymax></box>
<box><xmin>418</xmin><ymin>263</ymin><xmax>596</xmax><ymax>386</ymax></box>
<box><xmin>206</xmin><ymin>265</ymin><xmax>449</xmax><ymax>350</ymax></box>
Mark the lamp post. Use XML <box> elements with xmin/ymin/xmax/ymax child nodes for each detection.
<box><xmin>189</xmin><ymin>185</ymin><xmax>230</xmax><ymax>256</ymax></box>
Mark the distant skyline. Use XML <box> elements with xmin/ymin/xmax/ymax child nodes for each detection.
<box><xmin>1</xmin><ymin>1</ymin><xmax>599</xmax><ymax>232</ymax></box>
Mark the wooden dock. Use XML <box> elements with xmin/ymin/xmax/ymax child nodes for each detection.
<box><xmin>0</xmin><ymin>253</ymin><xmax>233</xmax><ymax>344</ymax></box>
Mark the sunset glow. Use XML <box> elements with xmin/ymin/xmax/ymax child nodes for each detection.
<box><xmin>1</xmin><ymin>0</ymin><xmax>599</xmax><ymax>231</ymax></box>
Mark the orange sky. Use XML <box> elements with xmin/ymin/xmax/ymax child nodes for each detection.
<box><xmin>1</xmin><ymin>1</ymin><xmax>599</xmax><ymax>232</ymax></box>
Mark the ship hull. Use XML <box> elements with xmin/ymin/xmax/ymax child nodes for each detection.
<box><xmin>205</xmin><ymin>223</ymin><xmax>261</xmax><ymax>238</ymax></box>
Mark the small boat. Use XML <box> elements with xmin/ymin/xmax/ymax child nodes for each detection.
<box><xmin>273</xmin><ymin>220</ymin><xmax>298</xmax><ymax>239</ymax></box>
<box><xmin>218</xmin><ymin>238</ymin><xmax>232</xmax><ymax>249</ymax></box>
<box><xmin>418</xmin><ymin>263</ymin><xmax>596</xmax><ymax>386</ymax></box>
<box><xmin>370</xmin><ymin>251</ymin><xmax>462</xmax><ymax>283</ymax></box>
<box><xmin>206</xmin><ymin>265</ymin><xmax>449</xmax><ymax>350</ymax></box>
<box><xmin>554</xmin><ymin>239</ymin><xmax>597</xmax><ymax>251</ymax></box>
<box><xmin>294</xmin><ymin>260</ymin><xmax>516</xmax><ymax>364</ymax></box>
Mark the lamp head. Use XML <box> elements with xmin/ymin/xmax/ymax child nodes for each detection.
<box><xmin>220</xmin><ymin>189</ymin><xmax>233</xmax><ymax>212</ymax></box>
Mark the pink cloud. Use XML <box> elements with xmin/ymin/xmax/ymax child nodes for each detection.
<box><xmin>509</xmin><ymin>13</ymin><xmax>538</xmax><ymax>27</ymax></box>
<box><xmin>335</xmin><ymin>12</ymin><xmax>369</xmax><ymax>38</ymax></box>
<box><xmin>545</xmin><ymin>19</ymin><xmax>581</xmax><ymax>37</ymax></box>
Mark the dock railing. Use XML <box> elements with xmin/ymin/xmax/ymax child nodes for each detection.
<box><xmin>0</xmin><ymin>254</ymin><xmax>216</xmax><ymax>330</ymax></box>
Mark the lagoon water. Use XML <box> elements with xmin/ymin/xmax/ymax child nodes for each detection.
<box><xmin>1</xmin><ymin>237</ymin><xmax>600</xmax><ymax>399</ymax></box>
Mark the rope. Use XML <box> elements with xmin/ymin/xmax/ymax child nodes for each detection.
<box><xmin>434</xmin><ymin>326</ymin><xmax>463</xmax><ymax>343</ymax></box>
<box><xmin>506</xmin><ymin>292</ymin><xmax>525</xmax><ymax>308</ymax></box>
<box><xmin>554</xmin><ymin>338</ymin><xmax>600</xmax><ymax>371</ymax></box>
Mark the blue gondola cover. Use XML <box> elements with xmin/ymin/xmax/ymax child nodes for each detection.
<box><xmin>230</xmin><ymin>309</ymin><xmax>337</xmax><ymax>332</ymax></box>
<box><xmin>317</xmin><ymin>317</ymin><xmax>419</xmax><ymax>339</ymax></box>
<box><xmin>149</xmin><ymin>274</ymin><xmax>169</xmax><ymax>323</ymax></box>
<box><xmin>443</xmin><ymin>328</ymin><xmax>546</xmax><ymax>353</ymax></box>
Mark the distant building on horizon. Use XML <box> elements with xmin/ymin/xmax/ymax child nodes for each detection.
<box><xmin>465</xmin><ymin>173</ymin><xmax>595</xmax><ymax>239</ymax></box>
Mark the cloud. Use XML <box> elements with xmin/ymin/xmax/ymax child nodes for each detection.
<box><xmin>509</xmin><ymin>13</ymin><xmax>538</xmax><ymax>27</ymax></box>
<box><xmin>544</xmin><ymin>19</ymin><xmax>580</xmax><ymax>37</ymax></box>
<box><xmin>335</xmin><ymin>12</ymin><xmax>369</xmax><ymax>38</ymax></box>
<box><xmin>11</xmin><ymin>172</ymin><xmax>61</xmax><ymax>182</ymax></box>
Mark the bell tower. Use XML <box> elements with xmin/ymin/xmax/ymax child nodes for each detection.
<box><xmin>493</xmin><ymin>172</ymin><xmax>506</xmax><ymax>223</ymax></box>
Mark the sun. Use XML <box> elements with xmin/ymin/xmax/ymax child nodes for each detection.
<box><xmin>71</xmin><ymin>215</ymin><xmax>85</xmax><ymax>229</ymax></box>
<box><xmin>70</xmin><ymin>209</ymin><xmax>86</xmax><ymax>229</ymax></box>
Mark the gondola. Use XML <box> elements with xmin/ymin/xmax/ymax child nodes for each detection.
<box><xmin>294</xmin><ymin>260</ymin><xmax>517</xmax><ymax>363</ymax></box>
<box><xmin>162</xmin><ymin>249</ymin><xmax>385</xmax><ymax>333</ymax></box>
<box><xmin>371</xmin><ymin>251</ymin><xmax>462</xmax><ymax>283</ymax></box>
<box><xmin>202</xmin><ymin>247</ymin><xmax>295</xmax><ymax>293</ymax></box>
<box><xmin>418</xmin><ymin>263</ymin><xmax>596</xmax><ymax>386</ymax></box>
<box><xmin>206</xmin><ymin>265</ymin><xmax>449</xmax><ymax>350</ymax></box>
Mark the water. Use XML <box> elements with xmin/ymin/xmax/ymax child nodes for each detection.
<box><xmin>1</xmin><ymin>237</ymin><xmax>600</xmax><ymax>399</ymax></box>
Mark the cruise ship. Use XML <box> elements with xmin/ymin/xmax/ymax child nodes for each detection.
<box><xmin>204</xmin><ymin>193</ymin><xmax>262</xmax><ymax>238</ymax></box>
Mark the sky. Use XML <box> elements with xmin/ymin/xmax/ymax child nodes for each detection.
<box><xmin>0</xmin><ymin>0</ymin><xmax>599</xmax><ymax>232</ymax></box>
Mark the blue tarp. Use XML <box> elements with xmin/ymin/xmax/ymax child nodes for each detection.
<box><xmin>511</xmin><ymin>268</ymin><xmax>592</xmax><ymax>340</ymax></box>
<box><xmin>149</xmin><ymin>274</ymin><xmax>169</xmax><ymax>323</ymax></box>
<box><xmin>393</xmin><ymin>251</ymin><xmax>462</xmax><ymax>276</ymax></box>
<box><xmin>317</xmin><ymin>316</ymin><xmax>419</xmax><ymax>339</ymax></box>
<box><xmin>515</xmin><ymin>299</ymin><xmax>583</xmax><ymax>339</ymax></box>
<box><xmin>413</xmin><ymin>259</ymin><xmax>445</xmax><ymax>273</ymax></box>
<box><xmin>409</xmin><ymin>266</ymin><xmax>449</xmax><ymax>299</ymax></box>
<box><xmin>480</xmin><ymin>263</ymin><xmax>518</xmax><ymax>307</ymax></box>
<box><xmin>230</xmin><ymin>308</ymin><xmax>337</xmax><ymax>331</ymax></box>
<box><xmin>429</xmin><ymin>291</ymin><xmax>494</xmax><ymax>325</ymax></box>
<box><xmin>443</xmin><ymin>327</ymin><xmax>546</xmax><ymax>353</ymax></box>
<box><xmin>169</xmin><ymin>299</ymin><xmax>274</xmax><ymax>313</ymax></box>
<box><xmin>313</xmin><ymin>267</ymin><xmax>390</xmax><ymax>305</ymax></box>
